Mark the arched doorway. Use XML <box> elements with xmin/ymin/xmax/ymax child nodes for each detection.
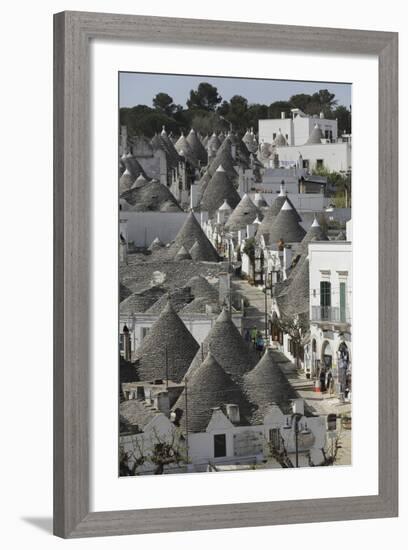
<box><xmin>337</xmin><ymin>342</ymin><xmax>351</xmax><ymax>397</ymax></box>
<box><xmin>321</xmin><ymin>340</ymin><xmax>333</xmax><ymax>369</ymax></box>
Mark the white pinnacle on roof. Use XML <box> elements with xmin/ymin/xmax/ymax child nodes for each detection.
<box><xmin>218</xmin><ymin>199</ymin><xmax>232</xmax><ymax>211</ymax></box>
<box><xmin>123</xmin><ymin>168</ymin><xmax>131</xmax><ymax>176</ymax></box>
<box><xmin>253</xmin><ymin>216</ymin><xmax>261</xmax><ymax>224</ymax></box>
<box><xmin>281</xmin><ymin>199</ymin><xmax>292</xmax><ymax>211</ymax></box>
<box><xmin>279</xmin><ymin>181</ymin><xmax>286</xmax><ymax>197</ymax></box>
<box><xmin>311</xmin><ymin>216</ymin><xmax>320</xmax><ymax>227</ymax></box>
<box><xmin>216</xmin><ymin>164</ymin><xmax>226</xmax><ymax>173</ymax></box>
<box><xmin>161</xmin><ymin>125</ymin><xmax>167</xmax><ymax>136</ymax></box>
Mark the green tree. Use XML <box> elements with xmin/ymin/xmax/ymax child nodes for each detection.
<box><xmin>333</xmin><ymin>105</ymin><xmax>351</xmax><ymax>134</ymax></box>
<box><xmin>311</xmin><ymin>89</ymin><xmax>338</xmax><ymax>114</ymax></box>
<box><xmin>152</xmin><ymin>92</ymin><xmax>179</xmax><ymax>116</ymax></box>
<box><xmin>191</xmin><ymin>111</ymin><xmax>227</xmax><ymax>135</ymax></box>
<box><xmin>289</xmin><ymin>93</ymin><xmax>313</xmax><ymax>112</ymax></box>
<box><xmin>224</xmin><ymin>95</ymin><xmax>248</xmax><ymax>133</ymax></box>
<box><xmin>246</xmin><ymin>103</ymin><xmax>268</xmax><ymax>128</ymax></box>
<box><xmin>187</xmin><ymin>82</ymin><xmax>222</xmax><ymax>111</ymax></box>
<box><xmin>268</xmin><ymin>100</ymin><xmax>292</xmax><ymax>119</ymax></box>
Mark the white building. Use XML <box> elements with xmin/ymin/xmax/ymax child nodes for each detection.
<box><xmin>259</xmin><ymin>110</ymin><xmax>338</xmax><ymax>147</ymax></box>
<box><xmin>187</xmin><ymin>402</ymin><xmax>326</xmax><ymax>471</ymax></box>
<box><xmin>276</xmin><ymin>142</ymin><xmax>351</xmax><ymax>173</ymax></box>
<box><xmin>258</xmin><ymin>111</ymin><xmax>351</xmax><ymax>173</ymax></box>
<box><xmin>306</xmin><ymin>240</ymin><xmax>352</xmax><ymax>398</ymax></box>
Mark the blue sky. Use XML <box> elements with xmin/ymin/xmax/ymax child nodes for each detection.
<box><xmin>119</xmin><ymin>72</ymin><xmax>351</xmax><ymax>110</ymax></box>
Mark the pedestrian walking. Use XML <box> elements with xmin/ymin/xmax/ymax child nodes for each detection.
<box><xmin>319</xmin><ymin>367</ymin><xmax>326</xmax><ymax>392</ymax></box>
<box><xmin>256</xmin><ymin>333</ymin><xmax>264</xmax><ymax>354</ymax></box>
<box><xmin>250</xmin><ymin>326</ymin><xmax>257</xmax><ymax>349</ymax></box>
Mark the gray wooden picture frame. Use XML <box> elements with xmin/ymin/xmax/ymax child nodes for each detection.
<box><xmin>53</xmin><ymin>10</ymin><xmax>398</xmax><ymax>538</ymax></box>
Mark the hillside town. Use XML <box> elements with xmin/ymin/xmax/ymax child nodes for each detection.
<box><xmin>118</xmin><ymin>90</ymin><xmax>352</xmax><ymax>476</ymax></box>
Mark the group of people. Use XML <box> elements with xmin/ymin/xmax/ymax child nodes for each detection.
<box><xmin>319</xmin><ymin>367</ymin><xmax>334</xmax><ymax>394</ymax></box>
<box><xmin>244</xmin><ymin>327</ymin><xmax>265</xmax><ymax>354</ymax></box>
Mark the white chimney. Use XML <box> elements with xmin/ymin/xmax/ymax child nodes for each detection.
<box><xmin>292</xmin><ymin>398</ymin><xmax>305</xmax><ymax>415</ymax></box>
<box><xmin>281</xmin><ymin>112</ymin><xmax>286</xmax><ymax>119</ymax></box>
<box><xmin>319</xmin><ymin>112</ymin><xmax>324</xmax><ymax>119</ymax></box>
<box><xmin>226</xmin><ymin>403</ymin><xmax>240</xmax><ymax>424</ymax></box>
<box><xmin>154</xmin><ymin>391</ymin><xmax>170</xmax><ymax>416</ymax></box>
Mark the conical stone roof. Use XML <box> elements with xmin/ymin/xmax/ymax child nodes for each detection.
<box><xmin>174</xmin><ymin>353</ymin><xmax>254</xmax><ymax>432</ymax></box>
<box><xmin>119</xmin><ymin>169</ymin><xmax>135</xmax><ymax>194</ymax></box>
<box><xmin>121</xmin><ymin>180</ymin><xmax>180</xmax><ymax>211</ymax></box>
<box><xmin>183</xmin><ymin>275</ymin><xmax>218</xmax><ymax>302</ymax></box>
<box><xmin>285</xmin><ymin>257</ymin><xmax>310</xmax><ymax>316</ymax></box>
<box><xmin>174</xmin><ymin>245</ymin><xmax>192</xmax><ymax>261</ymax></box>
<box><xmin>243</xmin><ymin>349</ymin><xmax>297</xmax><ymax>419</ymax></box>
<box><xmin>268</xmin><ymin>200</ymin><xmax>306</xmax><ymax>244</ymax></box>
<box><xmin>170</xmin><ymin>212</ymin><xmax>219</xmax><ymax>262</ymax></box>
<box><xmin>242</xmin><ymin>128</ymin><xmax>258</xmax><ymax>154</ymax></box>
<box><xmin>151</xmin><ymin>131</ymin><xmax>181</xmax><ymax>168</ymax></box>
<box><xmin>184</xmin><ymin>308</ymin><xmax>258</xmax><ymax>383</ymax></box>
<box><xmin>160</xmin><ymin>200</ymin><xmax>182</xmax><ymax>212</ymax></box>
<box><xmin>174</xmin><ymin>133</ymin><xmax>197</xmax><ymax>165</ymax></box>
<box><xmin>200</xmin><ymin>165</ymin><xmax>241</xmax><ymax>217</ymax></box>
<box><xmin>273</xmin><ymin>129</ymin><xmax>287</xmax><ymax>147</ymax></box>
<box><xmin>257</xmin><ymin>193</ymin><xmax>301</xmax><ymax>238</ymax></box>
<box><xmin>207</xmin><ymin>138</ymin><xmax>238</xmax><ymax>179</ymax></box>
<box><xmin>120</xmin><ymin>286</ymin><xmax>167</xmax><ymax>315</ymax></box>
<box><xmin>135</xmin><ymin>301</ymin><xmax>199</xmax><ymax>383</ymax></box>
<box><xmin>305</xmin><ymin>124</ymin><xmax>324</xmax><ymax>145</ymax></box>
<box><xmin>225</xmin><ymin>193</ymin><xmax>260</xmax><ymax>231</ymax></box>
<box><xmin>188</xmin><ymin>240</ymin><xmax>211</xmax><ymax>262</ymax></box>
<box><xmin>186</xmin><ymin>128</ymin><xmax>208</xmax><ymax>164</ymax></box>
<box><xmin>131</xmin><ymin>173</ymin><xmax>148</xmax><ymax>189</ymax></box>
<box><xmin>145</xmin><ymin>287</ymin><xmax>194</xmax><ymax>314</ymax></box>
<box><xmin>207</xmin><ymin>132</ymin><xmax>222</xmax><ymax>156</ymax></box>
<box><xmin>122</xmin><ymin>156</ymin><xmax>148</xmax><ymax>180</ymax></box>
<box><xmin>148</xmin><ymin>237</ymin><xmax>164</xmax><ymax>252</ymax></box>
<box><xmin>197</xmin><ymin>170</ymin><xmax>212</xmax><ymax>197</ymax></box>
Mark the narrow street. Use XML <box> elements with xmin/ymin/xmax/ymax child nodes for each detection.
<box><xmin>233</xmin><ymin>275</ymin><xmax>352</xmax><ymax>465</ymax></box>
<box><xmin>232</xmin><ymin>277</ymin><xmax>268</xmax><ymax>332</ymax></box>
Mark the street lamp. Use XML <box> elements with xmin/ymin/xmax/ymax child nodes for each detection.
<box><xmin>262</xmin><ymin>252</ymin><xmax>271</xmax><ymax>340</ymax></box>
<box><xmin>283</xmin><ymin>412</ymin><xmax>303</xmax><ymax>467</ymax></box>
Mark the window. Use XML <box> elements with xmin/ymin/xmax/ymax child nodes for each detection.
<box><xmin>303</xmin><ymin>159</ymin><xmax>309</xmax><ymax>169</ymax></box>
<box><xmin>316</xmin><ymin>159</ymin><xmax>324</xmax><ymax>169</ymax></box>
<box><xmin>340</xmin><ymin>282</ymin><xmax>347</xmax><ymax>322</ymax></box>
<box><xmin>272</xmin><ymin>132</ymin><xmax>277</xmax><ymax>140</ymax></box>
<box><xmin>320</xmin><ymin>281</ymin><xmax>331</xmax><ymax>307</ymax></box>
<box><xmin>213</xmin><ymin>434</ymin><xmax>226</xmax><ymax>458</ymax></box>
<box><xmin>320</xmin><ymin>281</ymin><xmax>331</xmax><ymax>320</ymax></box>
<box><xmin>141</xmin><ymin>327</ymin><xmax>150</xmax><ymax>340</ymax></box>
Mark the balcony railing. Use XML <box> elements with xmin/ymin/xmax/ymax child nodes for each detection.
<box><xmin>311</xmin><ymin>306</ymin><xmax>350</xmax><ymax>324</ymax></box>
